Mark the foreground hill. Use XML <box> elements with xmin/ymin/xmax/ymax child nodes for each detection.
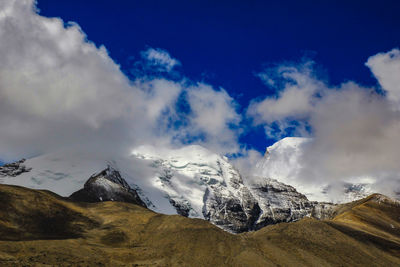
<box><xmin>0</xmin><ymin>184</ymin><xmax>399</xmax><ymax>266</ymax></box>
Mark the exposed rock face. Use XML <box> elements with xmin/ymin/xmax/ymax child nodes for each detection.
<box><xmin>201</xmin><ymin>167</ymin><xmax>262</xmax><ymax>233</ymax></box>
<box><xmin>0</xmin><ymin>159</ymin><xmax>32</xmax><ymax>177</ymax></box>
<box><xmin>145</xmin><ymin>146</ymin><xmax>324</xmax><ymax>232</ymax></box>
<box><xmin>168</xmin><ymin>198</ymin><xmax>191</xmax><ymax>217</ymax></box>
<box><xmin>128</xmin><ymin>146</ymin><xmax>341</xmax><ymax>233</ymax></box>
<box><xmin>69</xmin><ymin>166</ymin><xmax>146</xmax><ymax>207</ymax></box>
<box><xmin>249</xmin><ymin>178</ymin><xmax>314</xmax><ymax>228</ymax></box>
<box><xmin>65</xmin><ymin>163</ymin><xmax>340</xmax><ymax>232</ymax></box>
<box><xmin>202</xmin><ymin>186</ymin><xmax>261</xmax><ymax>233</ymax></box>
<box><xmin>136</xmin><ymin>146</ymin><xmax>264</xmax><ymax>233</ymax></box>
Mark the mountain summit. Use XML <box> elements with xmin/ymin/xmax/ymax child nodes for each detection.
<box><xmin>0</xmin><ymin>142</ymin><xmax>379</xmax><ymax>232</ymax></box>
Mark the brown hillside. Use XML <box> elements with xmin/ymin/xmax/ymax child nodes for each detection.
<box><xmin>0</xmin><ymin>184</ymin><xmax>399</xmax><ymax>266</ymax></box>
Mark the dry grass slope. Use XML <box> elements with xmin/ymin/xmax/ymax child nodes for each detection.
<box><xmin>0</xmin><ymin>184</ymin><xmax>399</xmax><ymax>266</ymax></box>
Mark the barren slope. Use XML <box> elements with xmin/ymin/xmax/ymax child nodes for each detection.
<box><xmin>0</xmin><ymin>184</ymin><xmax>399</xmax><ymax>266</ymax></box>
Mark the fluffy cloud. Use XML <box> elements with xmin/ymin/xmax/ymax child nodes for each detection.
<box><xmin>230</xmin><ymin>149</ymin><xmax>263</xmax><ymax>179</ymax></box>
<box><xmin>247</xmin><ymin>61</ymin><xmax>324</xmax><ymax>138</ymax></box>
<box><xmin>141</xmin><ymin>48</ymin><xmax>181</xmax><ymax>72</ymax></box>
<box><xmin>184</xmin><ymin>84</ymin><xmax>241</xmax><ymax>153</ymax></box>
<box><xmin>248</xmin><ymin>50</ymin><xmax>400</xmax><ymax>199</ymax></box>
<box><xmin>0</xmin><ymin>0</ymin><xmax>241</xmax><ymax>161</ymax></box>
<box><xmin>4</xmin><ymin>0</ymin><xmax>400</xmax><ymax>201</ymax></box>
<box><xmin>366</xmin><ymin>49</ymin><xmax>400</xmax><ymax>107</ymax></box>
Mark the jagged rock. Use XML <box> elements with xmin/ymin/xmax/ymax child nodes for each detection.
<box><xmin>0</xmin><ymin>154</ymin><xmax>335</xmax><ymax>233</ymax></box>
<box><xmin>202</xmin><ymin>186</ymin><xmax>261</xmax><ymax>233</ymax></box>
<box><xmin>133</xmin><ymin>145</ymin><xmax>323</xmax><ymax>233</ymax></box>
<box><xmin>69</xmin><ymin>166</ymin><xmax>146</xmax><ymax>207</ymax></box>
<box><xmin>249</xmin><ymin>177</ymin><xmax>314</xmax><ymax>228</ymax></box>
<box><xmin>0</xmin><ymin>159</ymin><xmax>32</xmax><ymax>177</ymax></box>
<box><xmin>0</xmin><ymin>144</ymin><xmax>371</xmax><ymax>234</ymax></box>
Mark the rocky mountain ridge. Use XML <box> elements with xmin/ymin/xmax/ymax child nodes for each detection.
<box><xmin>131</xmin><ymin>145</ymin><xmax>329</xmax><ymax>232</ymax></box>
<box><xmin>0</xmin><ymin>143</ymin><xmax>358</xmax><ymax>233</ymax></box>
<box><xmin>69</xmin><ymin>166</ymin><xmax>146</xmax><ymax>207</ymax></box>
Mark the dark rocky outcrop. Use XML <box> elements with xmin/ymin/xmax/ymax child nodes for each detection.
<box><xmin>69</xmin><ymin>166</ymin><xmax>146</xmax><ymax>207</ymax></box>
<box><xmin>168</xmin><ymin>198</ymin><xmax>191</xmax><ymax>217</ymax></box>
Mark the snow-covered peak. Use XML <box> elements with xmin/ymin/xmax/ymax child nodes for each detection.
<box><xmin>0</xmin><ymin>141</ymin><xmax>376</xmax><ymax>232</ymax></box>
<box><xmin>1</xmin><ymin>144</ymin><xmax>322</xmax><ymax>233</ymax></box>
<box><xmin>132</xmin><ymin>144</ymin><xmax>227</xmax><ymax>169</ymax></box>
<box><xmin>131</xmin><ymin>144</ymin><xmax>246</xmax><ymax>219</ymax></box>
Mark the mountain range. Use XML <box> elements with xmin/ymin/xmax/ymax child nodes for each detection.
<box><xmin>1</xmin><ymin>138</ymin><xmax>400</xmax><ymax>265</ymax></box>
<box><xmin>0</xmin><ymin>138</ymin><xmax>377</xmax><ymax>233</ymax></box>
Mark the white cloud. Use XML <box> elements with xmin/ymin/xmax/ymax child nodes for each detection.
<box><xmin>247</xmin><ymin>50</ymin><xmax>400</xmax><ymax>200</ymax></box>
<box><xmin>141</xmin><ymin>47</ymin><xmax>181</xmax><ymax>72</ymax></box>
<box><xmin>301</xmin><ymin>83</ymin><xmax>400</xmax><ymax>178</ymax></box>
<box><xmin>0</xmin><ymin>0</ymin><xmax>241</xmax><ymax>161</ymax></box>
<box><xmin>231</xmin><ymin>149</ymin><xmax>263</xmax><ymax>179</ymax></box>
<box><xmin>184</xmin><ymin>84</ymin><xmax>241</xmax><ymax>154</ymax></box>
<box><xmin>6</xmin><ymin>0</ymin><xmax>400</xmax><ymax>202</ymax></box>
<box><xmin>247</xmin><ymin>62</ymin><xmax>324</xmax><ymax>138</ymax></box>
<box><xmin>366</xmin><ymin>48</ymin><xmax>400</xmax><ymax>108</ymax></box>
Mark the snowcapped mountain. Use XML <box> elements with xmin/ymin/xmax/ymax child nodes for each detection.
<box><xmin>255</xmin><ymin>137</ymin><xmax>373</xmax><ymax>202</ymax></box>
<box><xmin>0</xmin><ymin>144</ymin><xmax>325</xmax><ymax>233</ymax></box>
<box><xmin>132</xmin><ymin>145</ymin><xmax>263</xmax><ymax>232</ymax></box>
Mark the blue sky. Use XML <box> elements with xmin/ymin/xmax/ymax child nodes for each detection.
<box><xmin>34</xmin><ymin>0</ymin><xmax>400</xmax><ymax>152</ymax></box>
<box><xmin>1</xmin><ymin>0</ymin><xmax>400</xmax><ymax>169</ymax></box>
<box><xmin>2</xmin><ymin>0</ymin><xmax>400</xmax><ymax>198</ymax></box>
